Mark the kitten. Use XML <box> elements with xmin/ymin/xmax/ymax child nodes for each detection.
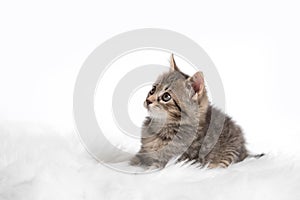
<box><xmin>130</xmin><ymin>54</ymin><xmax>263</xmax><ymax>169</ymax></box>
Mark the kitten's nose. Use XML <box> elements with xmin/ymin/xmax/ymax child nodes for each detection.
<box><xmin>146</xmin><ymin>99</ymin><xmax>152</xmax><ymax>106</ymax></box>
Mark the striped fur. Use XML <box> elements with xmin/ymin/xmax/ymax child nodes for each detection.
<box><xmin>130</xmin><ymin>55</ymin><xmax>261</xmax><ymax>169</ymax></box>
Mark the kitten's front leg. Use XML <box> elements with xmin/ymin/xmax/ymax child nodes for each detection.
<box><xmin>129</xmin><ymin>155</ymin><xmax>142</xmax><ymax>166</ymax></box>
<box><xmin>129</xmin><ymin>154</ymin><xmax>167</xmax><ymax>170</ymax></box>
<box><xmin>146</xmin><ymin>162</ymin><xmax>164</xmax><ymax>171</ymax></box>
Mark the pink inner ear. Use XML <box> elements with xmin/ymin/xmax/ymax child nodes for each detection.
<box><xmin>191</xmin><ymin>72</ymin><xmax>203</xmax><ymax>93</ymax></box>
<box><xmin>192</xmin><ymin>81</ymin><xmax>200</xmax><ymax>93</ymax></box>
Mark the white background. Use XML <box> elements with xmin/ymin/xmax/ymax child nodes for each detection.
<box><xmin>1</xmin><ymin>0</ymin><xmax>300</xmax><ymax>156</ymax></box>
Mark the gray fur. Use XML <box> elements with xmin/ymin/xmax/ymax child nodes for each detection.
<box><xmin>130</xmin><ymin>55</ymin><xmax>259</xmax><ymax>169</ymax></box>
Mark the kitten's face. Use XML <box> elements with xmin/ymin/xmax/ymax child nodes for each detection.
<box><xmin>144</xmin><ymin>72</ymin><xmax>186</xmax><ymax>119</ymax></box>
<box><xmin>144</xmin><ymin>54</ymin><xmax>205</xmax><ymax>120</ymax></box>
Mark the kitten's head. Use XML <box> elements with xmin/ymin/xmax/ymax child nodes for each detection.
<box><xmin>144</xmin><ymin>54</ymin><xmax>205</xmax><ymax>120</ymax></box>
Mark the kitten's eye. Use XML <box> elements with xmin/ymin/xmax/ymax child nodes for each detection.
<box><xmin>149</xmin><ymin>86</ymin><xmax>156</xmax><ymax>95</ymax></box>
<box><xmin>162</xmin><ymin>92</ymin><xmax>171</xmax><ymax>102</ymax></box>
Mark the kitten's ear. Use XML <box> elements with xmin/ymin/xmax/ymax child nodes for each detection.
<box><xmin>170</xmin><ymin>54</ymin><xmax>180</xmax><ymax>71</ymax></box>
<box><xmin>188</xmin><ymin>71</ymin><xmax>205</xmax><ymax>95</ymax></box>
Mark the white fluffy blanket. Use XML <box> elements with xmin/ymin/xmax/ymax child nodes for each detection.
<box><xmin>1</xmin><ymin>122</ymin><xmax>300</xmax><ymax>200</ymax></box>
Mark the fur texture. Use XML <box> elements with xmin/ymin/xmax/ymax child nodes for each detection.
<box><xmin>130</xmin><ymin>55</ymin><xmax>253</xmax><ymax>169</ymax></box>
<box><xmin>1</xmin><ymin>122</ymin><xmax>300</xmax><ymax>200</ymax></box>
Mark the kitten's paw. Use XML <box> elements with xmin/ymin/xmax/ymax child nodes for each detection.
<box><xmin>208</xmin><ymin>162</ymin><xmax>227</xmax><ymax>169</ymax></box>
<box><xmin>177</xmin><ymin>154</ymin><xmax>188</xmax><ymax>162</ymax></box>
<box><xmin>146</xmin><ymin>163</ymin><xmax>162</xmax><ymax>171</ymax></box>
<box><xmin>129</xmin><ymin>156</ymin><xmax>141</xmax><ymax>166</ymax></box>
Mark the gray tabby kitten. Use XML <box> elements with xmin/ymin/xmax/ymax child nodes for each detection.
<box><xmin>130</xmin><ymin>55</ymin><xmax>263</xmax><ymax>169</ymax></box>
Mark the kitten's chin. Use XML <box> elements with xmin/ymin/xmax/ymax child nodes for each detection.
<box><xmin>148</xmin><ymin>107</ymin><xmax>167</xmax><ymax>120</ymax></box>
<box><xmin>149</xmin><ymin>113</ymin><xmax>167</xmax><ymax>120</ymax></box>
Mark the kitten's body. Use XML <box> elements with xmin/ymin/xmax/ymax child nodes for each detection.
<box><xmin>130</xmin><ymin>55</ymin><xmax>260</xmax><ymax>169</ymax></box>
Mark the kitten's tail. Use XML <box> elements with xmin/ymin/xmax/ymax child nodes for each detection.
<box><xmin>248</xmin><ymin>153</ymin><xmax>265</xmax><ymax>159</ymax></box>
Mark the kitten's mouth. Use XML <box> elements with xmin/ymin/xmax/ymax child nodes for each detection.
<box><xmin>144</xmin><ymin>101</ymin><xmax>154</xmax><ymax>111</ymax></box>
<box><xmin>147</xmin><ymin>104</ymin><xmax>155</xmax><ymax>112</ymax></box>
